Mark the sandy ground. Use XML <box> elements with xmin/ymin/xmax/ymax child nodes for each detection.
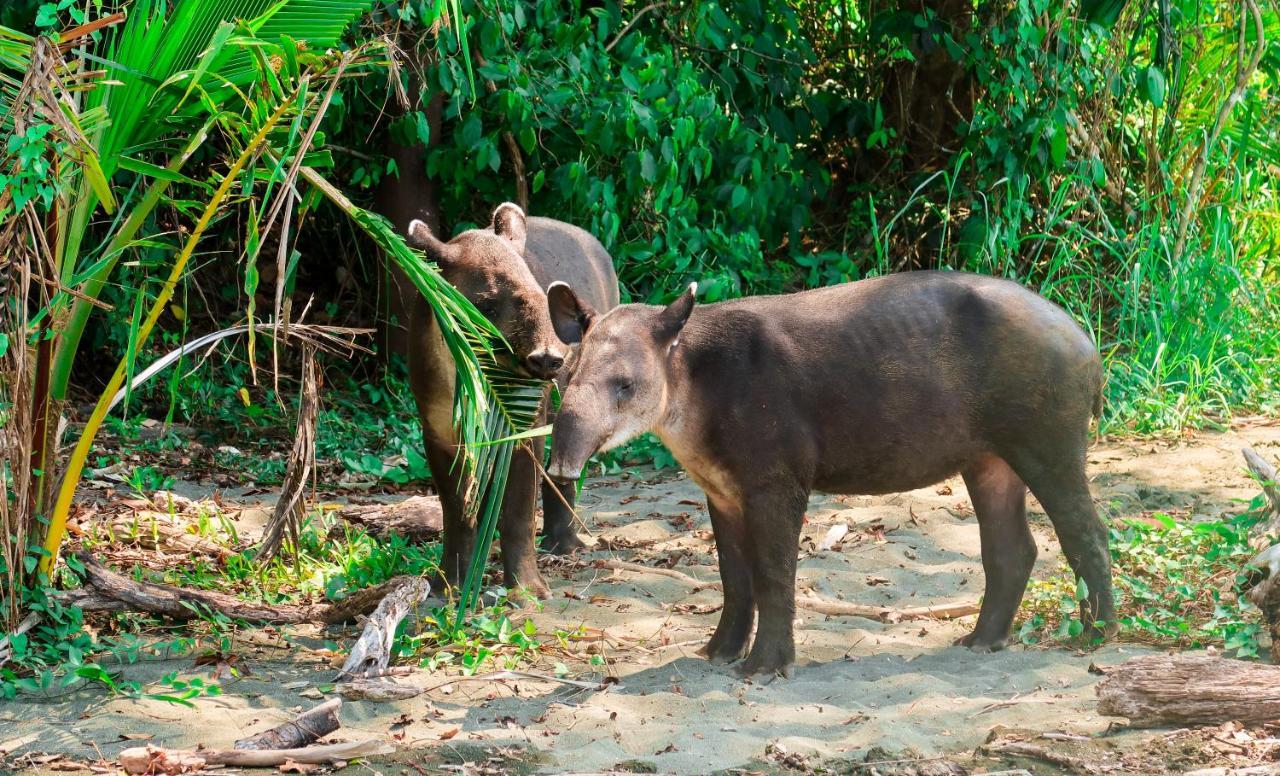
<box><xmin>3</xmin><ymin>419</ymin><xmax>1280</xmax><ymax>775</ymax></box>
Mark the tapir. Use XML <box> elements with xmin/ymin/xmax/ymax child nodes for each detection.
<box><xmin>405</xmin><ymin>203</ymin><xmax>618</xmax><ymax>598</ymax></box>
<box><xmin>544</xmin><ymin>271</ymin><xmax>1115</xmax><ymax>678</ymax></box>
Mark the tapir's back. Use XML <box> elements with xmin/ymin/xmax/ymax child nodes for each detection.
<box><xmin>678</xmin><ymin>271</ymin><xmax>1102</xmax><ymax>493</ymax></box>
<box><xmin>524</xmin><ymin>217</ymin><xmax>619</xmax><ymax>313</ymax></box>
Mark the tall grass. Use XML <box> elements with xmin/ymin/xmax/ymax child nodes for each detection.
<box><xmin>862</xmin><ymin>152</ymin><xmax>1280</xmax><ymax>435</ymax></box>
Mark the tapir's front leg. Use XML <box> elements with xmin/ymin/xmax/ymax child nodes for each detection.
<box><xmin>700</xmin><ymin>498</ymin><xmax>755</xmax><ymax>664</ymax></box>
<box><xmin>500</xmin><ymin>434</ymin><xmax>551</xmax><ymax>600</ymax></box>
<box><xmin>736</xmin><ymin>485</ymin><xmax>807</xmax><ymax>680</ymax></box>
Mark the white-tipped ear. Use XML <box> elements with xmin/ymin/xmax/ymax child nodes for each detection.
<box><xmin>492</xmin><ymin>202</ymin><xmax>527</xmax><ymax>253</ymax></box>
<box><xmin>688</xmin><ymin>281</ymin><xmax>698</xmax><ymax>297</ymax></box>
<box><xmin>657</xmin><ymin>283</ymin><xmax>697</xmax><ymax>342</ymax></box>
<box><xmin>406</xmin><ymin>218</ymin><xmax>457</xmax><ymax>265</ymax></box>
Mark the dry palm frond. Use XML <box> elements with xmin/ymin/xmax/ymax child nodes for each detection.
<box><xmin>256</xmin><ymin>344</ymin><xmax>320</xmax><ymax>563</ymax></box>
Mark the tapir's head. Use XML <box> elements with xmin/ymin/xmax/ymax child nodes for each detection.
<box><xmin>546</xmin><ymin>283</ymin><xmax>697</xmax><ymax>482</ymax></box>
<box><xmin>407</xmin><ymin>203</ymin><xmax>567</xmax><ymax>379</ymax></box>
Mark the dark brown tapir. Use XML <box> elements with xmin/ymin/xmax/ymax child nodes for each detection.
<box><xmin>405</xmin><ymin>203</ymin><xmax>618</xmax><ymax>598</ymax></box>
<box><xmin>545</xmin><ymin>271</ymin><xmax>1116</xmax><ymax>678</ymax></box>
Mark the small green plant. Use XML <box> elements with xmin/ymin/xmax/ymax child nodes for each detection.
<box><xmin>1020</xmin><ymin>504</ymin><xmax>1267</xmax><ymax>657</ymax></box>
<box><xmin>402</xmin><ymin>598</ymin><xmax>544</xmax><ymax>674</ymax></box>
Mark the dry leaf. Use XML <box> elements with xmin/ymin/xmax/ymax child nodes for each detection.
<box><xmin>439</xmin><ymin>727</ymin><xmax>460</xmax><ymax>740</ymax></box>
<box><xmin>278</xmin><ymin>759</ymin><xmax>319</xmax><ymax>774</ymax></box>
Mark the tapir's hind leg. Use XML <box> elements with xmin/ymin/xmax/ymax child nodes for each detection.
<box><xmin>958</xmin><ymin>454</ymin><xmax>1035</xmax><ymax>652</ymax></box>
<box><xmin>1007</xmin><ymin>445</ymin><xmax>1117</xmax><ymax>643</ymax></box>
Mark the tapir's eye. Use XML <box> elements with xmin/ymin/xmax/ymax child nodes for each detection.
<box><xmin>614</xmin><ymin>379</ymin><xmax>635</xmax><ymax>401</ymax></box>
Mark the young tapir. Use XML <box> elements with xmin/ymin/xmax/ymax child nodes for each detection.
<box><xmin>545</xmin><ymin>271</ymin><xmax>1116</xmax><ymax>678</ymax></box>
<box><xmin>404</xmin><ymin>203</ymin><xmax>618</xmax><ymax>598</ymax></box>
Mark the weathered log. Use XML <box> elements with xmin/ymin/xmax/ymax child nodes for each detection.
<box><xmin>74</xmin><ymin>551</ymin><xmax>419</xmax><ymax>625</ymax></box>
<box><xmin>338</xmin><ymin>576</ymin><xmax>431</xmax><ymax>679</ymax></box>
<box><xmin>1097</xmin><ymin>654</ymin><xmax>1280</xmax><ymax>727</ymax></box>
<box><xmin>234</xmin><ymin>698</ymin><xmax>342</xmax><ymax>751</ymax></box>
<box><xmin>1185</xmin><ymin>765</ymin><xmax>1280</xmax><ymax>776</ymax></box>
<box><xmin>119</xmin><ymin>739</ymin><xmax>392</xmax><ymax>773</ymax></box>
<box><xmin>332</xmin><ymin>495</ymin><xmax>444</xmax><ymax>543</ymax></box>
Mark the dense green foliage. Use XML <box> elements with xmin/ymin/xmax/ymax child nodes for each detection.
<box><xmin>4</xmin><ymin>0</ymin><xmax>1280</xmax><ymax>695</ymax></box>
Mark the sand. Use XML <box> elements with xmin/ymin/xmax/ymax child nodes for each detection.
<box><xmin>2</xmin><ymin>419</ymin><xmax>1278</xmax><ymax>774</ymax></box>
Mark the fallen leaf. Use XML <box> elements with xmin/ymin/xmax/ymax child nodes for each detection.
<box><xmin>278</xmin><ymin>759</ymin><xmax>318</xmax><ymax>773</ymax></box>
<box><xmin>119</xmin><ymin>734</ymin><xmax>153</xmax><ymax>741</ymax></box>
<box><xmin>439</xmin><ymin>727</ymin><xmax>460</xmax><ymax>740</ymax></box>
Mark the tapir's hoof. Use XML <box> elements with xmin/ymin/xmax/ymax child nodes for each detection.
<box><xmin>954</xmin><ymin>631</ymin><xmax>1009</xmax><ymax>653</ymax></box>
<box><xmin>505</xmin><ymin>569</ymin><xmax>551</xmax><ymax>603</ymax></box>
<box><xmin>541</xmin><ymin>531</ymin><xmax>587</xmax><ymax>556</ymax></box>
<box><xmin>1078</xmin><ymin>620</ymin><xmax>1121</xmax><ymax>647</ymax></box>
<box><xmin>734</xmin><ymin>660</ymin><xmax>794</xmax><ymax>682</ymax></box>
<box><xmin>698</xmin><ymin>637</ymin><xmax>749</xmax><ymax>666</ymax></box>
<box><xmin>734</xmin><ymin>641</ymin><xmax>796</xmax><ymax>681</ymax></box>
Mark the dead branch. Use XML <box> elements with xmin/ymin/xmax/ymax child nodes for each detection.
<box><xmin>119</xmin><ymin>739</ymin><xmax>392</xmax><ymax>773</ymax></box>
<box><xmin>0</xmin><ymin>612</ymin><xmax>40</xmax><ymax>667</ymax></box>
<box><xmin>798</xmin><ymin>594</ymin><xmax>979</xmax><ymax>623</ymax></box>
<box><xmin>982</xmin><ymin>739</ymin><xmax>1098</xmax><ymax>774</ymax></box>
<box><xmin>595</xmin><ymin>559</ymin><xmax>722</xmax><ymax>591</ymax></box>
<box><xmin>339</xmin><ymin>576</ymin><xmax>431</xmax><ymax>679</ymax></box>
<box><xmin>234</xmin><ymin>698</ymin><xmax>342</xmax><ymax>750</ymax></box>
<box><xmin>336</xmin><ymin>678</ymin><xmax>424</xmax><ymax>701</ymax></box>
<box><xmin>258</xmin><ymin>344</ymin><xmax>319</xmax><ymax>561</ymax></box>
<box><xmin>73</xmin><ymin>551</ymin><xmax>420</xmax><ymax>625</ymax></box>
<box><xmin>1097</xmin><ymin>653</ymin><xmax>1280</xmax><ymax>727</ymax></box>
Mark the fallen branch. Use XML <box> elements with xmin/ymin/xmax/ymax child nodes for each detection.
<box><xmin>982</xmin><ymin>739</ymin><xmax>1098</xmax><ymax>774</ymax></box>
<box><xmin>421</xmin><ymin>669</ymin><xmax>613</xmax><ymax>695</ymax></box>
<box><xmin>1097</xmin><ymin>653</ymin><xmax>1280</xmax><ymax>727</ymax></box>
<box><xmin>234</xmin><ymin>698</ymin><xmax>342</xmax><ymax>751</ymax></box>
<box><xmin>74</xmin><ymin>551</ymin><xmax>421</xmax><ymax>624</ymax></box>
<box><xmin>595</xmin><ymin>559</ymin><xmax>722</xmax><ymax>591</ymax></box>
<box><xmin>339</xmin><ymin>576</ymin><xmax>431</xmax><ymax>679</ymax></box>
<box><xmin>798</xmin><ymin>594</ymin><xmax>979</xmax><ymax>623</ymax></box>
<box><xmin>336</xmin><ymin>678</ymin><xmax>424</xmax><ymax>702</ymax></box>
<box><xmin>119</xmin><ymin>739</ymin><xmax>392</xmax><ymax>773</ymax></box>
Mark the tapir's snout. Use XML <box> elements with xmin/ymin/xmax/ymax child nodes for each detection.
<box><xmin>523</xmin><ymin>348</ymin><xmax>566</xmax><ymax>380</ymax></box>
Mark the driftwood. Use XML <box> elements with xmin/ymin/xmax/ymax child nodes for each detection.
<box><xmin>119</xmin><ymin>739</ymin><xmax>392</xmax><ymax>773</ymax></box>
<box><xmin>332</xmin><ymin>496</ymin><xmax>444</xmax><ymax>543</ymax></box>
<box><xmin>1097</xmin><ymin>654</ymin><xmax>1280</xmax><ymax>727</ymax></box>
<box><xmin>73</xmin><ymin>551</ymin><xmax>420</xmax><ymax>625</ymax></box>
<box><xmin>339</xmin><ymin>576</ymin><xmax>431</xmax><ymax>679</ymax></box>
<box><xmin>595</xmin><ymin>559</ymin><xmax>722</xmax><ymax>591</ymax></box>
<box><xmin>0</xmin><ymin>612</ymin><xmax>40</xmax><ymax>667</ymax></box>
<box><xmin>336</xmin><ymin>678</ymin><xmax>424</xmax><ymax>701</ymax></box>
<box><xmin>234</xmin><ymin>698</ymin><xmax>342</xmax><ymax>751</ymax></box>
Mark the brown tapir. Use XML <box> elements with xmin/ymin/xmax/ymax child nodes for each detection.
<box><xmin>405</xmin><ymin>203</ymin><xmax>618</xmax><ymax>598</ymax></box>
<box><xmin>544</xmin><ymin>271</ymin><xmax>1115</xmax><ymax>678</ymax></box>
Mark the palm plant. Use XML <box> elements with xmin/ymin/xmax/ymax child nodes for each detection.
<box><xmin>0</xmin><ymin>0</ymin><xmax>539</xmax><ymax>629</ymax></box>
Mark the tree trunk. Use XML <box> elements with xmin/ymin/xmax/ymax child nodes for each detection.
<box><xmin>1096</xmin><ymin>654</ymin><xmax>1280</xmax><ymax>727</ymax></box>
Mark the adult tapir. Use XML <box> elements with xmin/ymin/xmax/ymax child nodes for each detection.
<box><xmin>545</xmin><ymin>271</ymin><xmax>1116</xmax><ymax>678</ymax></box>
<box><xmin>405</xmin><ymin>203</ymin><xmax>618</xmax><ymax>598</ymax></box>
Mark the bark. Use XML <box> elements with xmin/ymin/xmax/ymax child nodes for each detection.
<box><xmin>1096</xmin><ymin>654</ymin><xmax>1280</xmax><ymax>727</ymax></box>
<box><xmin>333</xmin><ymin>495</ymin><xmax>444</xmax><ymax>543</ymax></box>
<box><xmin>234</xmin><ymin>699</ymin><xmax>342</xmax><ymax>751</ymax></box>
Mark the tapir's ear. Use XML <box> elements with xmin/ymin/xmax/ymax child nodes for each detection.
<box><xmin>547</xmin><ymin>281</ymin><xmax>597</xmax><ymax>345</ymax></box>
<box><xmin>491</xmin><ymin>202</ymin><xmax>527</xmax><ymax>254</ymax></box>
<box><xmin>407</xmin><ymin>219</ymin><xmax>459</xmax><ymax>266</ymax></box>
<box><xmin>656</xmin><ymin>282</ymin><xmax>697</xmax><ymax>343</ymax></box>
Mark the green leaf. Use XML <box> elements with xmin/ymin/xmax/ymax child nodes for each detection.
<box><xmin>1143</xmin><ymin>65</ymin><xmax>1166</xmax><ymax>107</ymax></box>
